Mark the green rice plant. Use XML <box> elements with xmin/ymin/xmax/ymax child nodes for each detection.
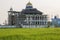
<box><xmin>0</xmin><ymin>28</ymin><xmax>60</xmax><ymax>40</ymax></box>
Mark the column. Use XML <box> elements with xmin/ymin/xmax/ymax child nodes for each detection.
<box><xmin>26</xmin><ymin>16</ymin><xmax>29</xmax><ymax>23</ymax></box>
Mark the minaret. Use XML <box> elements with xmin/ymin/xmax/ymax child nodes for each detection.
<box><xmin>8</xmin><ymin>7</ymin><xmax>15</xmax><ymax>25</ymax></box>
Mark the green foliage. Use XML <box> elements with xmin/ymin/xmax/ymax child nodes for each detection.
<box><xmin>47</xmin><ymin>21</ymin><xmax>51</xmax><ymax>28</ymax></box>
<box><xmin>0</xmin><ymin>28</ymin><xmax>60</xmax><ymax>40</ymax></box>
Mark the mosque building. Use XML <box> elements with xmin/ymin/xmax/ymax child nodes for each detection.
<box><xmin>8</xmin><ymin>2</ymin><xmax>48</xmax><ymax>28</ymax></box>
<box><xmin>51</xmin><ymin>16</ymin><xmax>60</xmax><ymax>27</ymax></box>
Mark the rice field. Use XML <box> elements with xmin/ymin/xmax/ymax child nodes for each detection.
<box><xmin>0</xmin><ymin>28</ymin><xmax>60</xmax><ymax>40</ymax></box>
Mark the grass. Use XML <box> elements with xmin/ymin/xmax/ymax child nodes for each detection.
<box><xmin>0</xmin><ymin>28</ymin><xmax>60</xmax><ymax>40</ymax></box>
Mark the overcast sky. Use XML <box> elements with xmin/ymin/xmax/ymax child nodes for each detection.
<box><xmin>0</xmin><ymin>0</ymin><xmax>60</xmax><ymax>24</ymax></box>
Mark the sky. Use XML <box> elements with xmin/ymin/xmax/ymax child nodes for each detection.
<box><xmin>0</xmin><ymin>0</ymin><xmax>60</xmax><ymax>25</ymax></box>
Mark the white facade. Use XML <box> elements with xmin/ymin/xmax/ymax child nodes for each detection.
<box><xmin>8</xmin><ymin>2</ymin><xmax>48</xmax><ymax>28</ymax></box>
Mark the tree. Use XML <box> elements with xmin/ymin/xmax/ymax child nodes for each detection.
<box><xmin>47</xmin><ymin>21</ymin><xmax>51</xmax><ymax>28</ymax></box>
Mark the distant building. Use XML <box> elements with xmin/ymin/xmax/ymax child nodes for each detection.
<box><xmin>51</xmin><ymin>16</ymin><xmax>60</xmax><ymax>27</ymax></box>
<box><xmin>8</xmin><ymin>2</ymin><xmax>48</xmax><ymax>28</ymax></box>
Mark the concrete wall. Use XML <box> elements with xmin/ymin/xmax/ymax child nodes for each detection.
<box><xmin>0</xmin><ymin>25</ymin><xmax>17</xmax><ymax>28</ymax></box>
<box><xmin>22</xmin><ymin>25</ymin><xmax>48</xmax><ymax>28</ymax></box>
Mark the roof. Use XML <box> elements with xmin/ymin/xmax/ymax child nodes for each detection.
<box><xmin>8</xmin><ymin>11</ymin><xmax>20</xmax><ymax>13</ymax></box>
<box><xmin>21</xmin><ymin>8</ymin><xmax>42</xmax><ymax>15</ymax></box>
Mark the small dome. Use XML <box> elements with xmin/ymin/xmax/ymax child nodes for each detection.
<box><xmin>10</xmin><ymin>7</ymin><xmax>13</xmax><ymax>11</ymax></box>
<box><xmin>27</xmin><ymin>2</ymin><xmax>32</xmax><ymax>5</ymax></box>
